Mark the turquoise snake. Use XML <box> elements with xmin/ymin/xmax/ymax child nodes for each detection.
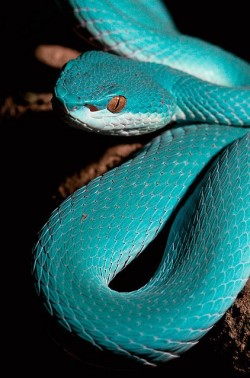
<box><xmin>33</xmin><ymin>0</ymin><xmax>250</xmax><ymax>367</ymax></box>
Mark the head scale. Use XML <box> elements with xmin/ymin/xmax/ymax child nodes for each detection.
<box><xmin>53</xmin><ymin>51</ymin><xmax>176</xmax><ymax>136</ymax></box>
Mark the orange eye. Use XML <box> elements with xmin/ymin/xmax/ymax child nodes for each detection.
<box><xmin>107</xmin><ymin>96</ymin><xmax>126</xmax><ymax>113</ymax></box>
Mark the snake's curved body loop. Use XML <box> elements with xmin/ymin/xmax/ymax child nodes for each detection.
<box><xmin>33</xmin><ymin>0</ymin><xmax>250</xmax><ymax>366</ymax></box>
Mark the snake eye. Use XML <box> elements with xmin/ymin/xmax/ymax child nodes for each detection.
<box><xmin>107</xmin><ymin>96</ymin><xmax>126</xmax><ymax>113</ymax></box>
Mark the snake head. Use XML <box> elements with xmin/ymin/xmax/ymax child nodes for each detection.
<box><xmin>53</xmin><ymin>51</ymin><xmax>176</xmax><ymax>136</ymax></box>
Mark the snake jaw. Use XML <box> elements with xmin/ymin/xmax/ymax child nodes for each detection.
<box><xmin>79</xmin><ymin>106</ymin><xmax>173</xmax><ymax>135</ymax></box>
<box><xmin>53</xmin><ymin>98</ymin><xmax>169</xmax><ymax>136</ymax></box>
<box><xmin>53</xmin><ymin>87</ymin><xmax>171</xmax><ymax>135</ymax></box>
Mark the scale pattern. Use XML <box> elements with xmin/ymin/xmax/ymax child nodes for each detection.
<box><xmin>34</xmin><ymin>0</ymin><xmax>250</xmax><ymax>367</ymax></box>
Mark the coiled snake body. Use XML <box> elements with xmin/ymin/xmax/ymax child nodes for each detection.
<box><xmin>33</xmin><ymin>0</ymin><xmax>250</xmax><ymax>367</ymax></box>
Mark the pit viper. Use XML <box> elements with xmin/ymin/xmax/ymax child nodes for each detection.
<box><xmin>33</xmin><ymin>0</ymin><xmax>250</xmax><ymax>367</ymax></box>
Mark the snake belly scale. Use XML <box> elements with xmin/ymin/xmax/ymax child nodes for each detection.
<box><xmin>33</xmin><ymin>0</ymin><xmax>250</xmax><ymax>367</ymax></box>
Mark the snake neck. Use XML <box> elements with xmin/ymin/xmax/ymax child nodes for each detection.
<box><xmin>140</xmin><ymin>61</ymin><xmax>250</xmax><ymax>127</ymax></box>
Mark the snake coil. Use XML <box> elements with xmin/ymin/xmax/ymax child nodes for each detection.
<box><xmin>33</xmin><ymin>0</ymin><xmax>250</xmax><ymax>367</ymax></box>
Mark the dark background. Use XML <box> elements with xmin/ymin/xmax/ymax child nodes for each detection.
<box><xmin>1</xmin><ymin>1</ymin><xmax>249</xmax><ymax>376</ymax></box>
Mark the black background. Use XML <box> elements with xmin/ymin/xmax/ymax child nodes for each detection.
<box><xmin>1</xmin><ymin>1</ymin><xmax>249</xmax><ymax>376</ymax></box>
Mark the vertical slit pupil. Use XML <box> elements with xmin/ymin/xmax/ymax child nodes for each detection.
<box><xmin>115</xmin><ymin>97</ymin><xmax>120</xmax><ymax>109</ymax></box>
